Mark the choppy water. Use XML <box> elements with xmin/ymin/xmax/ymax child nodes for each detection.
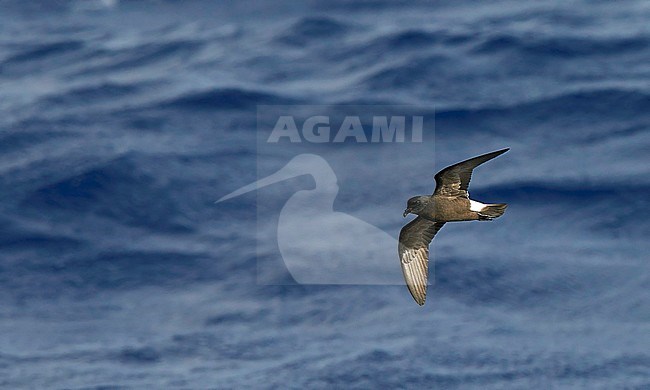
<box><xmin>1</xmin><ymin>0</ymin><xmax>649</xmax><ymax>388</ymax></box>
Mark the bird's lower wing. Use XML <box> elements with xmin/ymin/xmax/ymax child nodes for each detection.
<box><xmin>398</xmin><ymin>218</ymin><xmax>445</xmax><ymax>305</ymax></box>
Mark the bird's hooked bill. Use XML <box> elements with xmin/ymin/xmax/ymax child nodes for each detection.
<box><xmin>403</xmin><ymin>208</ymin><xmax>411</xmax><ymax>217</ymax></box>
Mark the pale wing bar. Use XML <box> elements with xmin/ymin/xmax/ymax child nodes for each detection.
<box><xmin>398</xmin><ymin>217</ymin><xmax>445</xmax><ymax>305</ymax></box>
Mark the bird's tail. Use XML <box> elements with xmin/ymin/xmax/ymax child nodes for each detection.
<box><xmin>478</xmin><ymin>203</ymin><xmax>508</xmax><ymax>219</ymax></box>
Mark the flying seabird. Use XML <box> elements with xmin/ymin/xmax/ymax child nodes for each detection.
<box><xmin>399</xmin><ymin>148</ymin><xmax>510</xmax><ymax>305</ymax></box>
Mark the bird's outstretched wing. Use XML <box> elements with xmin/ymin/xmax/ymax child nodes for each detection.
<box><xmin>433</xmin><ymin>148</ymin><xmax>509</xmax><ymax>197</ymax></box>
<box><xmin>398</xmin><ymin>217</ymin><xmax>445</xmax><ymax>306</ymax></box>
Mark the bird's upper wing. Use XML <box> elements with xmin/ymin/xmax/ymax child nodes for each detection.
<box><xmin>433</xmin><ymin>148</ymin><xmax>509</xmax><ymax>197</ymax></box>
<box><xmin>398</xmin><ymin>217</ymin><xmax>445</xmax><ymax>306</ymax></box>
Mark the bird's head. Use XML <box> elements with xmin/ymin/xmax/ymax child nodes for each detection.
<box><xmin>403</xmin><ymin>196</ymin><xmax>430</xmax><ymax>217</ymax></box>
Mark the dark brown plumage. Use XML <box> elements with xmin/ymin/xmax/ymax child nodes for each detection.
<box><xmin>399</xmin><ymin>148</ymin><xmax>510</xmax><ymax>305</ymax></box>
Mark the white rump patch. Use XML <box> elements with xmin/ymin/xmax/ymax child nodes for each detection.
<box><xmin>469</xmin><ymin>199</ymin><xmax>487</xmax><ymax>212</ymax></box>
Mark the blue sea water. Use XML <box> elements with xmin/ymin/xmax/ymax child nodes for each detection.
<box><xmin>1</xmin><ymin>0</ymin><xmax>649</xmax><ymax>388</ymax></box>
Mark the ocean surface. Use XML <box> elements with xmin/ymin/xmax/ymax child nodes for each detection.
<box><xmin>1</xmin><ymin>0</ymin><xmax>649</xmax><ymax>388</ymax></box>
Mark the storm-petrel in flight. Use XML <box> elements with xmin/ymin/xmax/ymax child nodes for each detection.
<box><xmin>399</xmin><ymin>148</ymin><xmax>510</xmax><ymax>305</ymax></box>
